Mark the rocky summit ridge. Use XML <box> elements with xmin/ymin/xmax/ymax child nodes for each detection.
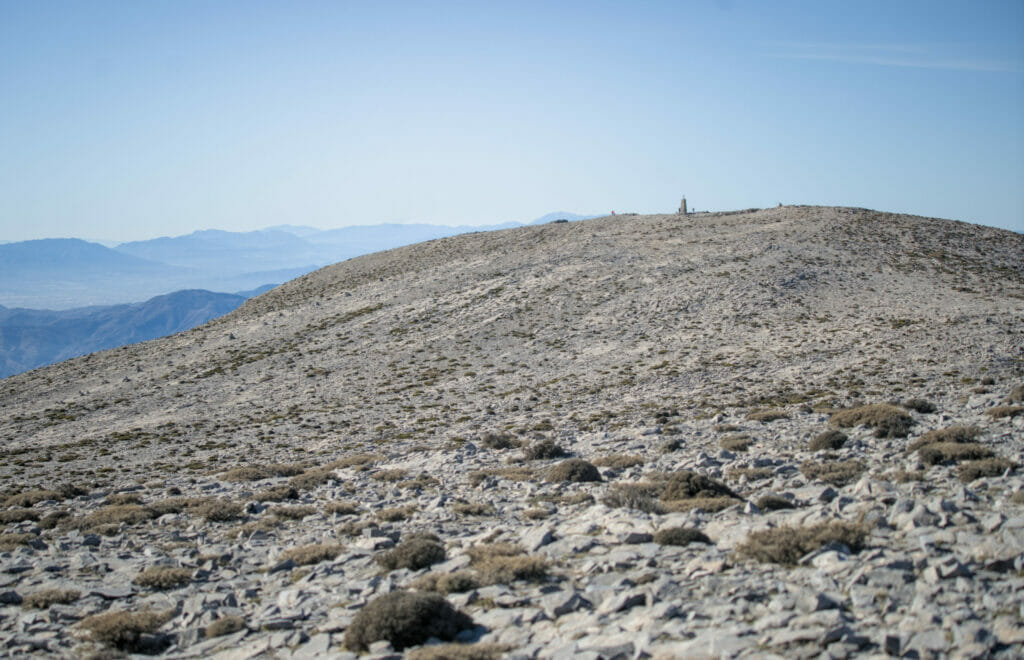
<box><xmin>0</xmin><ymin>205</ymin><xmax>1023</xmax><ymax>658</ymax></box>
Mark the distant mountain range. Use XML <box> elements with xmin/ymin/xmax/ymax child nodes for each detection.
<box><xmin>0</xmin><ymin>212</ymin><xmax>596</xmax><ymax>309</ymax></box>
<box><xmin>0</xmin><ymin>286</ymin><xmax>274</xmax><ymax>379</ymax></box>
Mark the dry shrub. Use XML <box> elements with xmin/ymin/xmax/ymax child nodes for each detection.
<box><xmin>1009</xmin><ymin>490</ymin><xmax>1024</xmax><ymax>505</ymax></box>
<box><xmin>377</xmin><ymin>536</ymin><xmax>446</xmax><ymax>571</ymax></box>
<box><xmin>523</xmin><ymin>440</ymin><xmax>568</xmax><ymax>461</ymax></box>
<box><xmin>377</xmin><ymin>505</ymin><xmax>417</xmax><ymax>522</ymax></box>
<box><xmin>800</xmin><ymin>460</ymin><xmax>866</xmax><ymax>486</ymax></box>
<box><xmin>746</xmin><ymin>410</ymin><xmax>789</xmax><ymax>423</ymax></box>
<box><xmin>726</xmin><ymin>467</ymin><xmax>774</xmax><ymax>482</ymax></box>
<box><xmin>451</xmin><ymin>501</ymin><xmax>495</xmax><ymax>516</ymax></box>
<box><xmin>661</xmin><ymin>470</ymin><xmax>738</xmax><ymax>501</ymax></box>
<box><xmin>344</xmin><ymin>591</ymin><xmax>474</xmax><ymax>652</ymax></box>
<box><xmin>22</xmin><ymin>588</ymin><xmax>80</xmax><ymax>609</ymax></box>
<box><xmin>280</xmin><ymin>543</ymin><xmax>344</xmax><ymax>566</ymax></box>
<box><xmin>917</xmin><ymin>442</ymin><xmax>994</xmax><ymax>466</ymax></box>
<box><xmin>271</xmin><ymin>505</ymin><xmax>316</xmax><ymax>520</ymax></box>
<box><xmin>523</xmin><ymin>508</ymin><xmax>551</xmax><ymax>520</ymax></box>
<box><xmin>4</xmin><ymin>489</ymin><xmax>60</xmax><ymax>507</ymax></box>
<box><xmin>325</xmin><ymin>501</ymin><xmax>361</xmax><ymax>516</ymax></box>
<box><xmin>908</xmin><ymin>425</ymin><xmax>981</xmax><ymax>452</ymax></box>
<box><xmin>406</xmin><ymin>642</ymin><xmax>508</xmax><ymax>660</ymax></box>
<box><xmin>411</xmin><ymin>569</ymin><xmax>481</xmax><ymax>594</ymax></box>
<box><xmin>80</xmin><ymin>504</ymin><xmax>156</xmax><ymax>529</ymax></box>
<box><xmin>257</xmin><ymin>485</ymin><xmax>299</xmax><ymax>502</ymax></box>
<box><xmin>205</xmin><ymin>615</ymin><xmax>246</xmax><ymax>638</ymax></box>
<box><xmin>592</xmin><ymin>454</ymin><xmax>644</xmax><ymax>469</ymax></box>
<box><xmin>659</xmin><ymin>439</ymin><xmax>681</xmax><ymax>453</ymax></box>
<box><xmin>372</xmin><ymin>468</ymin><xmax>410</xmax><ymax>482</ymax></box>
<box><xmin>602</xmin><ymin>483</ymin><xmax>664</xmax><ymax>514</ymax></box>
<box><xmin>809</xmin><ymin>430</ymin><xmax>847</xmax><ymax>451</ymax></box>
<box><xmin>148</xmin><ymin>496</ymin><xmax>210</xmax><ymax>516</ymax></box>
<box><xmin>662</xmin><ymin>496</ymin><xmax>739</xmax><ymax>513</ymax></box>
<box><xmin>288</xmin><ymin>466</ymin><xmax>341</xmax><ymax>490</ymax></box>
<box><xmin>220</xmin><ymin>463</ymin><xmax>305</xmax><ymax>482</ymax></box>
<box><xmin>467</xmin><ymin>467</ymin><xmax>534</xmax><ymax>486</ymax></box>
<box><xmin>958</xmin><ymin>458</ymin><xmax>1016</xmax><ymax>483</ymax></box>
<box><xmin>654</xmin><ymin>527</ymin><xmax>711</xmax><ymax>546</ymax></box>
<box><xmin>830</xmin><ymin>403</ymin><xmax>913</xmax><ymax>438</ymax></box>
<box><xmin>756</xmin><ymin>494</ymin><xmax>796</xmax><ymax>511</ymax></box>
<box><xmin>715</xmin><ymin>424</ymin><xmax>742</xmax><ymax>432</ymax></box>
<box><xmin>0</xmin><ymin>508</ymin><xmax>40</xmax><ymax>524</ymax></box>
<box><xmin>132</xmin><ymin>566</ymin><xmax>193</xmax><ymax>590</ymax></box>
<box><xmin>1006</xmin><ymin>384</ymin><xmax>1024</xmax><ymax>403</ymax></box>
<box><xmin>104</xmin><ymin>492</ymin><xmax>143</xmax><ymax>506</ymax></box>
<box><xmin>737</xmin><ymin>521</ymin><xmax>867</xmax><ymax>565</ymax></box>
<box><xmin>402</xmin><ymin>474</ymin><xmax>441</xmax><ymax>490</ymax></box>
<box><xmin>324</xmin><ymin>453</ymin><xmax>384</xmax><ymax>470</ymax></box>
<box><xmin>901</xmin><ymin>398</ymin><xmax>936</xmax><ymax>413</ymax></box>
<box><xmin>0</xmin><ymin>533</ymin><xmax>38</xmax><ymax>551</ymax></box>
<box><xmin>475</xmin><ymin>554</ymin><xmax>549</xmax><ymax>585</ymax></box>
<box><xmin>719</xmin><ymin>435</ymin><xmax>752</xmax><ymax>452</ymax></box>
<box><xmin>193</xmin><ymin>499</ymin><xmax>244</xmax><ymax>522</ymax></box>
<box><xmin>986</xmin><ymin>405</ymin><xmax>1024</xmax><ymax>419</ymax></box>
<box><xmin>546</xmin><ymin>459</ymin><xmax>601</xmax><ymax>483</ymax></box>
<box><xmin>38</xmin><ymin>510</ymin><xmax>70</xmax><ymax>529</ymax></box>
<box><xmin>479</xmin><ymin>433</ymin><xmax>520</xmax><ymax>450</ymax></box>
<box><xmin>78</xmin><ymin>609</ymin><xmax>171</xmax><ymax>651</ymax></box>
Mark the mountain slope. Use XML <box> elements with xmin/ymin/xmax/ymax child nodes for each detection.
<box><xmin>0</xmin><ymin>206</ymin><xmax>1022</xmax><ymax>658</ymax></box>
<box><xmin>4</xmin><ymin>205</ymin><xmax>1022</xmax><ymax>465</ymax></box>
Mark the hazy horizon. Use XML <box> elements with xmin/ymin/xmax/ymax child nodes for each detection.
<box><xmin>2</xmin><ymin>1</ymin><xmax>1022</xmax><ymax>241</ymax></box>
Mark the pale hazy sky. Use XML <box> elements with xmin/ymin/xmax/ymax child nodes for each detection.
<box><xmin>1</xmin><ymin>0</ymin><xmax>1022</xmax><ymax>241</ymax></box>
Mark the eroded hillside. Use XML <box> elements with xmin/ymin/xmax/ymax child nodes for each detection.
<box><xmin>0</xmin><ymin>206</ymin><xmax>1022</xmax><ymax>658</ymax></box>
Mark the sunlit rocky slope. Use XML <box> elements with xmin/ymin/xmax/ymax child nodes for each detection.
<box><xmin>0</xmin><ymin>206</ymin><xmax>1022</xmax><ymax>658</ymax></box>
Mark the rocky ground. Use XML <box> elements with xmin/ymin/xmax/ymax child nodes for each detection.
<box><xmin>0</xmin><ymin>206</ymin><xmax>1022</xmax><ymax>658</ymax></box>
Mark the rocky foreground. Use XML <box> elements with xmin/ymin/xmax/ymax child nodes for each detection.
<box><xmin>0</xmin><ymin>207</ymin><xmax>1022</xmax><ymax>658</ymax></box>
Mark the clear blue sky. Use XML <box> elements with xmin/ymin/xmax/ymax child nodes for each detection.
<box><xmin>1</xmin><ymin>0</ymin><xmax>1022</xmax><ymax>241</ymax></box>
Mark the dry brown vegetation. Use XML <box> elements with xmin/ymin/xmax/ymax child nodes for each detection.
<box><xmin>800</xmin><ymin>460</ymin><xmax>866</xmax><ymax>486</ymax></box>
<box><xmin>719</xmin><ymin>434</ymin><xmax>752</xmax><ymax>451</ymax></box>
<box><xmin>377</xmin><ymin>535</ymin><xmax>446</xmax><ymax>571</ymax></box>
<box><xmin>546</xmin><ymin>459</ymin><xmax>601</xmax><ymax>483</ymax></box>
<box><xmin>0</xmin><ymin>508</ymin><xmax>40</xmax><ymax>524</ymax></box>
<box><xmin>324</xmin><ymin>501</ymin><xmax>360</xmax><ymax>516</ymax></box>
<box><xmin>591</xmin><ymin>454</ymin><xmax>645</xmax><ymax>469</ymax></box>
<box><xmin>132</xmin><ymin>566</ymin><xmax>193</xmax><ymax>590</ymax></box>
<box><xmin>985</xmin><ymin>405</ymin><xmax>1024</xmax><ymax>419</ymax></box>
<box><xmin>451</xmin><ymin>501</ymin><xmax>495</xmax><ymax>516</ymax></box>
<box><xmin>205</xmin><ymin>615</ymin><xmax>246</xmax><ymax>638</ymax></box>
<box><xmin>467</xmin><ymin>467</ymin><xmax>534</xmax><ymax>487</ymax></box>
<box><xmin>958</xmin><ymin>458</ymin><xmax>1016</xmax><ymax>483</ymax></box>
<box><xmin>660</xmin><ymin>470</ymin><xmax>738</xmax><ymax>501</ymax></box>
<box><xmin>280</xmin><ymin>543</ymin><xmax>344</xmax><ymax>566</ymax></box>
<box><xmin>756</xmin><ymin>494</ymin><xmax>796</xmax><ymax>511</ymax></box>
<box><xmin>343</xmin><ymin>591</ymin><xmax>474</xmax><ymax>652</ymax></box>
<box><xmin>809</xmin><ymin>430</ymin><xmax>847</xmax><ymax>451</ymax></box>
<box><xmin>917</xmin><ymin>443</ymin><xmax>994</xmax><ymax>466</ymax></box>
<box><xmin>22</xmin><ymin>588</ymin><xmax>81</xmax><ymax>609</ymax></box>
<box><xmin>219</xmin><ymin>463</ymin><xmax>307</xmax><ymax>482</ymax></box>
<box><xmin>77</xmin><ymin>609</ymin><xmax>171</xmax><ymax>651</ymax></box>
<box><xmin>830</xmin><ymin>403</ymin><xmax>913</xmax><ymax>438</ymax></box>
<box><xmin>0</xmin><ymin>533</ymin><xmax>37</xmax><ymax>551</ymax></box>
<box><xmin>522</xmin><ymin>440</ymin><xmax>568</xmax><ymax>461</ymax></box>
<box><xmin>737</xmin><ymin>521</ymin><xmax>867</xmax><ymax>565</ymax></box>
<box><xmin>746</xmin><ymin>409</ymin><xmax>789</xmax><ymax>423</ymax></box>
<box><xmin>653</xmin><ymin>527</ymin><xmax>712</xmax><ymax>546</ymax></box>
<box><xmin>270</xmin><ymin>505</ymin><xmax>316</xmax><ymax>520</ymax></box>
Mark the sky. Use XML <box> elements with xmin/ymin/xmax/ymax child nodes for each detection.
<box><xmin>1</xmin><ymin>0</ymin><xmax>1022</xmax><ymax>242</ymax></box>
